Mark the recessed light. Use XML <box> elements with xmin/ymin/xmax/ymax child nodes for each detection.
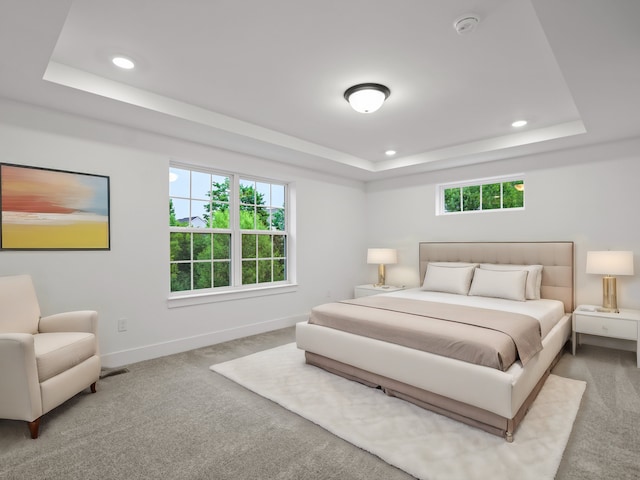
<box><xmin>112</xmin><ymin>56</ymin><xmax>135</xmax><ymax>70</ymax></box>
<box><xmin>385</xmin><ymin>150</ymin><xmax>397</xmax><ymax>156</ymax></box>
<box><xmin>511</xmin><ymin>120</ymin><xmax>527</xmax><ymax>128</ymax></box>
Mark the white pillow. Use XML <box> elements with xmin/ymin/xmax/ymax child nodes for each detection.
<box><xmin>479</xmin><ymin>263</ymin><xmax>543</xmax><ymax>300</ymax></box>
<box><xmin>468</xmin><ymin>268</ymin><xmax>528</xmax><ymax>301</ymax></box>
<box><xmin>421</xmin><ymin>264</ymin><xmax>476</xmax><ymax>295</ymax></box>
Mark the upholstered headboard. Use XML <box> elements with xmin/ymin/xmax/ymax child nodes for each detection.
<box><xmin>419</xmin><ymin>242</ymin><xmax>575</xmax><ymax>313</ymax></box>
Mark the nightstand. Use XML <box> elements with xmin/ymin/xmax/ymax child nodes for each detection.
<box><xmin>354</xmin><ymin>284</ymin><xmax>404</xmax><ymax>298</ymax></box>
<box><xmin>572</xmin><ymin>304</ymin><xmax>640</xmax><ymax>367</ymax></box>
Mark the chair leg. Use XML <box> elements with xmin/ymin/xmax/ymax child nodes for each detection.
<box><xmin>28</xmin><ymin>418</ymin><xmax>41</xmax><ymax>439</ymax></box>
<box><xmin>27</xmin><ymin>383</ymin><xmax>96</xmax><ymax>439</ymax></box>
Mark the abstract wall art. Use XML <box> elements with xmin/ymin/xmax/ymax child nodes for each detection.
<box><xmin>0</xmin><ymin>163</ymin><xmax>110</xmax><ymax>250</ymax></box>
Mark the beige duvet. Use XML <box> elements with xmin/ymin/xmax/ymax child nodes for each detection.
<box><xmin>308</xmin><ymin>296</ymin><xmax>542</xmax><ymax>371</ymax></box>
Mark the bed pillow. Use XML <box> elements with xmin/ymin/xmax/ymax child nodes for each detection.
<box><xmin>421</xmin><ymin>263</ymin><xmax>477</xmax><ymax>295</ymax></box>
<box><xmin>468</xmin><ymin>268</ymin><xmax>528</xmax><ymax>301</ymax></box>
<box><xmin>479</xmin><ymin>263</ymin><xmax>543</xmax><ymax>300</ymax></box>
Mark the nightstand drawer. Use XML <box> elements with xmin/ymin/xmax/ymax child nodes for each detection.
<box><xmin>574</xmin><ymin>314</ymin><xmax>638</xmax><ymax>340</ymax></box>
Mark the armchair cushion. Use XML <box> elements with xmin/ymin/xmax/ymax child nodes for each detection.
<box><xmin>34</xmin><ymin>332</ymin><xmax>97</xmax><ymax>382</ymax></box>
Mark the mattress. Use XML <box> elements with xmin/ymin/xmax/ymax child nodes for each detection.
<box><xmin>309</xmin><ymin>289</ymin><xmax>564</xmax><ymax>370</ymax></box>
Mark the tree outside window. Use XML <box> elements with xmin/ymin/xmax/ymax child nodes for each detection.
<box><xmin>169</xmin><ymin>167</ymin><xmax>288</xmax><ymax>293</ymax></box>
<box><xmin>441</xmin><ymin>176</ymin><xmax>524</xmax><ymax>215</ymax></box>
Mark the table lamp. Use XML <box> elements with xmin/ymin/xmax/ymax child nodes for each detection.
<box><xmin>367</xmin><ymin>248</ymin><xmax>397</xmax><ymax>287</ymax></box>
<box><xmin>586</xmin><ymin>251</ymin><xmax>634</xmax><ymax>313</ymax></box>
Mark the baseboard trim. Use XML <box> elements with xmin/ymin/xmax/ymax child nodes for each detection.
<box><xmin>100</xmin><ymin>313</ymin><xmax>306</xmax><ymax>368</ymax></box>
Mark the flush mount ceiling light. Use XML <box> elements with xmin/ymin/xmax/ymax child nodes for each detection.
<box><xmin>512</xmin><ymin>120</ymin><xmax>528</xmax><ymax>128</ymax></box>
<box><xmin>385</xmin><ymin>150</ymin><xmax>397</xmax><ymax>156</ymax></box>
<box><xmin>344</xmin><ymin>83</ymin><xmax>390</xmax><ymax>113</ymax></box>
<box><xmin>112</xmin><ymin>56</ymin><xmax>135</xmax><ymax>70</ymax></box>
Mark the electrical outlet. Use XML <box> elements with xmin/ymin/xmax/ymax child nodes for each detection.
<box><xmin>117</xmin><ymin>318</ymin><xmax>127</xmax><ymax>332</ymax></box>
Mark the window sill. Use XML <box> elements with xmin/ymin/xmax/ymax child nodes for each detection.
<box><xmin>167</xmin><ymin>283</ymin><xmax>298</xmax><ymax>308</ymax></box>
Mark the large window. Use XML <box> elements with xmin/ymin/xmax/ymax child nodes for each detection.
<box><xmin>169</xmin><ymin>164</ymin><xmax>290</xmax><ymax>295</ymax></box>
<box><xmin>437</xmin><ymin>175</ymin><xmax>524</xmax><ymax>215</ymax></box>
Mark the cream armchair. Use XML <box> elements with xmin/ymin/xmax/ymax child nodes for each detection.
<box><xmin>0</xmin><ymin>274</ymin><xmax>100</xmax><ymax>438</ymax></box>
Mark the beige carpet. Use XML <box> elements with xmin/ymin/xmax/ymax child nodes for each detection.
<box><xmin>212</xmin><ymin>343</ymin><xmax>586</xmax><ymax>480</ymax></box>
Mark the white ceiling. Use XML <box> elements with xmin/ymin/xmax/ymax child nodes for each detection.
<box><xmin>1</xmin><ymin>0</ymin><xmax>639</xmax><ymax>181</ymax></box>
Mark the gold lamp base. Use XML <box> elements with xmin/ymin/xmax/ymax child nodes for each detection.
<box><xmin>601</xmin><ymin>275</ymin><xmax>619</xmax><ymax>313</ymax></box>
<box><xmin>374</xmin><ymin>264</ymin><xmax>386</xmax><ymax>287</ymax></box>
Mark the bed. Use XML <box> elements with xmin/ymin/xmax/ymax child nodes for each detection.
<box><xmin>296</xmin><ymin>241</ymin><xmax>574</xmax><ymax>442</ymax></box>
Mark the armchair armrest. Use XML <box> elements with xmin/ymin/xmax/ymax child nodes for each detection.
<box><xmin>0</xmin><ymin>334</ymin><xmax>42</xmax><ymax>421</ymax></box>
<box><xmin>39</xmin><ymin>310</ymin><xmax>98</xmax><ymax>335</ymax></box>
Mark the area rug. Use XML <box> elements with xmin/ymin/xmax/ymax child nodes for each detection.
<box><xmin>211</xmin><ymin>343</ymin><xmax>585</xmax><ymax>480</ymax></box>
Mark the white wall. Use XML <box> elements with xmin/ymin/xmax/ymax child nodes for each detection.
<box><xmin>0</xmin><ymin>100</ymin><xmax>367</xmax><ymax>367</ymax></box>
<box><xmin>4</xmin><ymin>98</ymin><xmax>639</xmax><ymax>365</ymax></box>
<box><xmin>364</xmin><ymin>137</ymin><xmax>640</xmax><ymax>312</ymax></box>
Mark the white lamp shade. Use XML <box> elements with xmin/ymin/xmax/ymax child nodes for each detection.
<box><xmin>367</xmin><ymin>248</ymin><xmax>397</xmax><ymax>265</ymax></box>
<box><xmin>586</xmin><ymin>251</ymin><xmax>634</xmax><ymax>275</ymax></box>
<box><xmin>347</xmin><ymin>89</ymin><xmax>387</xmax><ymax>113</ymax></box>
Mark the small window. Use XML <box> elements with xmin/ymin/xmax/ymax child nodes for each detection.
<box><xmin>438</xmin><ymin>175</ymin><xmax>524</xmax><ymax>215</ymax></box>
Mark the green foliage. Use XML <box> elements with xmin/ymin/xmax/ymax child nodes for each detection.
<box><xmin>169</xmin><ymin>199</ymin><xmax>177</xmax><ymax>225</ymax></box>
<box><xmin>193</xmin><ymin>262</ymin><xmax>211</xmax><ymax>290</ymax></box>
<box><xmin>170</xmin><ymin>232</ymin><xmax>232</xmax><ymax>291</ymax></box>
<box><xmin>239</xmin><ymin>233</ymin><xmax>286</xmax><ymax>285</ymax></box>
<box><xmin>443</xmin><ymin>180</ymin><xmax>524</xmax><ymax>214</ymax></box>
<box><xmin>205</xmin><ymin>178</ymin><xmax>270</xmax><ymax>230</ymax></box>
<box><xmin>481</xmin><ymin>183</ymin><xmax>501</xmax><ymax>210</ymax></box>
<box><xmin>170</xmin><ymin>262</ymin><xmax>190</xmax><ymax>292</ymax></box>
<box><xmin>170</xmin><ymin>178</ymin><xmax>286</xmax><ymax>292</ymax></box>
<box><xmin>444</xmin><ymin>187</ymin><xmax>461</xmax><ymax>212</ymax></box>
<box><xmin>462</xmin><ymin>185</ymin><xmax>480</xmax><ymax>211</ymax></box>
<box><xmin>273</xmin><ymin>259</ymin><xmax>286</xmax><ymax>281</ymax></box>
<box><xmin>502</xmin><ymin>181</ymin><xmax>524</xmax><ymax>208</ymax></box>
<box><xmin>271</xmin><ymin>208</ymin><xmax>285</xmax><ymax>231</ymax></box>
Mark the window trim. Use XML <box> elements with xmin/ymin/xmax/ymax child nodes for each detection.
<box><xmin>167</xmin><ymin>283</ymin><xmax>298</xmax><ymax>308</ymax></box>
<box><xmin>169</xmin><ymin>161</ymin><xmax>296</xmax><ymax>303</ymax></box>
<box><xmin>436</xmin><ymin>174</ymin><xmax>525</xmax><ymax>216</ymax></box>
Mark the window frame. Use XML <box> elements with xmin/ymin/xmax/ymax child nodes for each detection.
<box><xmin>435</xmin><ymin>174</ymin><xmax>525</xmax><ymax>216</ymax></box>
<box><xmin>168</xmin><ymin>162</ymin><xmax>296</xmax><ymax>306</ymax></box>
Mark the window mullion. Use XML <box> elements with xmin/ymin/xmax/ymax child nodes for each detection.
<box><xmin>190</xmin><ymin>232</ymin><xmax>194</xmax><ymax>291</ymax></box>
<box><xmin>231</xmin><ymin>175</ymin><xmax>242</xmax><ymax>287</ymax></box>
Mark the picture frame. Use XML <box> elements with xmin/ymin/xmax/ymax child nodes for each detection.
<box><xmin>0</xmin><ymin>163</ymin><xmax>110</xmax><ymax>250</ymax></box>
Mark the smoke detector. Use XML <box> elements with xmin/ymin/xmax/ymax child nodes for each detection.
<box><xmin>454</xmin><ymin>15</ymin><xmax>480</xmax><ymax>35</ymax></box>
